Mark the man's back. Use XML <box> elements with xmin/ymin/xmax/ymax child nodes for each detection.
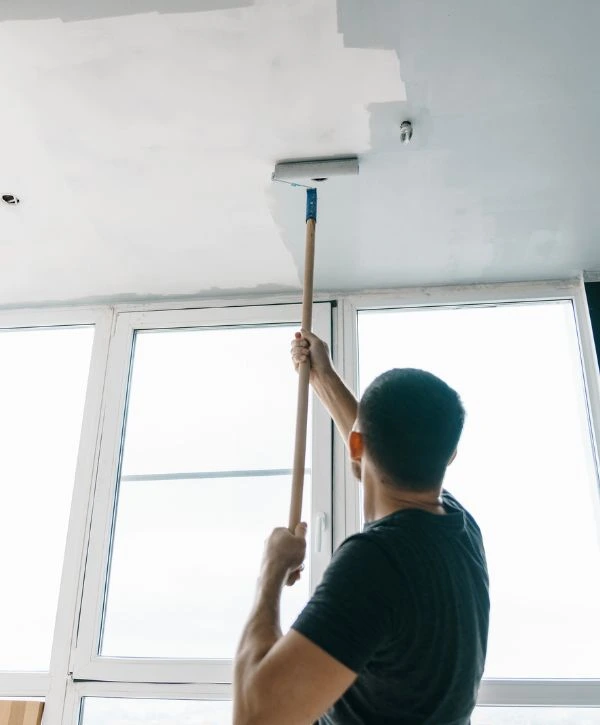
<box><xmin>293</xmin><ymin>491</ymin><xmax>489</xmax><ymax>724</ymax></box>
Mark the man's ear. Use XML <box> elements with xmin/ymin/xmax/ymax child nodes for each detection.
<box><xmin>448</xmin><ymin>449</ymin><xmax>458</xmax><ymax>466</ymax></box>
<box><xmin>349</xmin><ymin>430</ymin><xmax>364</xmax><ymax>463</ymax></box>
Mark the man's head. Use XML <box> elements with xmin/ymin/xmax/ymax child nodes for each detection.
<box><xmin>350</xmin><ymin>368</ymin><xmax>465</xmax><ymax>494</ymax></box>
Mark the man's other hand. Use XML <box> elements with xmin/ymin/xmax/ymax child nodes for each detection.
<box><xmin>263</xmin><ymin>523</ymin><xmax>307</xmax><ymax>586</ymax></box>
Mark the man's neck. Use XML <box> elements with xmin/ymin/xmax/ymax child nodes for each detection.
<box><xmin>368</xmin><ymin>482</ymin><xmax>445</xmax><ymax>521</ymax></box>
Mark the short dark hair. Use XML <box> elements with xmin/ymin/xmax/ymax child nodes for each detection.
<box><xmin>357</xmin><ymin>368</ymin><xmax>465</xmax><ymax>491</ymax></box>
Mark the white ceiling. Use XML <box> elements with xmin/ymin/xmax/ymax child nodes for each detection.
<box><xmin>0</xmin><ymin>0</ymin><xmax>598</xmax><ymax>306</ymax></box>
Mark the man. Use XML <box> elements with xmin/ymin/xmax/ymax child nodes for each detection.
<box><xmin>233</xmin><ymin>330</ymin><xmax>489</xmax><ymax>725</ymax></box>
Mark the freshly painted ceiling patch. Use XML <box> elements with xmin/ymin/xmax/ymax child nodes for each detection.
<box><xmin>0</xmin><ymin>0</ymin><xmax>405</xmax><ymax>304</ymax></box>
<box><xmin>261</xmin><ymin>0</ymin><xmax>405</xmax><ymax>285</ymax></box>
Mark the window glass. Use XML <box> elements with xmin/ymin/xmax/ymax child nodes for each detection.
<box><xmin>81</xmin><ymin>697</ymin><xmax>231</xmax><ymax>724</ymax></box>
<box><xmin>120</xmin><ymin>326</ymin><xmax>307</xmax><ymax>475</ymax></box>
<box><xmin>0</xmin><ymin>326</ymin><xmax>94</xmax><ymax>671</ymax></box>
<box><xmin>102</xmin><ymin>325</ymin><xmax>310</xmax><ymax>659</ymax></box>
<box><xmin>102</xmin><ymin>474</ymin><xmax>309</xmax><ymax>658</ymax></box>
<box><xmin>472</xmin><ymin>707</ymin><xmax>600</xmax><ymax>724</ymax></box>
<box><xmin>357</xmin><ymin>302</ymin><xmax>600</xmax><ymax>678</ymax></box>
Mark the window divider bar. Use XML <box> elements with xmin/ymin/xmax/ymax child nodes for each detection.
<box><xmin>0</xmin><ymin>672</ymin><xmax>49</xmax><ymax>698</ymax></box>
<box><xmin>478</xmin><ymin>679</ymin><xmax>600</xmax><ymax>707</ymax></box>
<box><xmin>120</xmin><ymin>468</ymin><xmax>311</xmax><ymax>482</ymax></box>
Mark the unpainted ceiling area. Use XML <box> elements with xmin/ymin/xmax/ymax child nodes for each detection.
<box><xmin>0</xmin><ymin>0</ymin><xmax>598</xmax><ymax>306</ymax></box>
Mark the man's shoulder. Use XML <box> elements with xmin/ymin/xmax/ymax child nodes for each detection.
<box><xmin>326</xmin><ymin>529</ymin><xmax>404</xmax><ymax>584</ymax></box>
<box><xmin>332</xmin><ymin>528</ymin><xmax>408</xmax><ymax>587</ymax></box>
<box><xmin>335</xmin><ymin>529</ymin><xmax>388</xmax><ymax>559</ymax></box>
<box><xmin>443</xmin><ymin>489</ymin><xmax>484</xmax><ymax>537</ymax></box>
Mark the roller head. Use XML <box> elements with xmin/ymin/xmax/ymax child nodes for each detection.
<box><xmin>273</xmin><ymin>156</ymin><xmax>359</xmax><ymax>185</ymax></box>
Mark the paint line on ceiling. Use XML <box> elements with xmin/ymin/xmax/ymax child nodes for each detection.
<box><xmin>263</xmin><ymin>0</ymin><xmax>405</xmax><ymax>286</ymax></box>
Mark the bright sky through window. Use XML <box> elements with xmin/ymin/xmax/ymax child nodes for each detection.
<box><xmin>102</xmin><ymin>324</ymin><xmax>310</xmax><ymax>659</ymax></box>
<box><xmin>358</xmin><ymin>301</ymin><xmax>600</xmax><ymax>678</ymax></box>
<box><xmin>82</xmin><ymin>697</ymin><xmax>232</xmax><ymax>724</ymax></box>
<box><xmin>0</xmin><ymin>326</ymin><xmax>94</xmax><ymax>670</ymax></box>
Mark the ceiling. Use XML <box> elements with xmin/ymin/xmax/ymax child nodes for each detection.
<box><xmin>0</xmin><ymin>0</ymin><xmax>599</xmax><ymax>306</ymax></box>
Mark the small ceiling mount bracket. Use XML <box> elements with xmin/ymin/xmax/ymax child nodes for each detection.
<box><xmin>400</xmin><ymin>120</ymin><xmax>413</xmax><ymax>144</ymax></box>
<box><xmin>2</xmin><ymin>194</ymin><xmax>20</xmax><ymax>205</ymax></box>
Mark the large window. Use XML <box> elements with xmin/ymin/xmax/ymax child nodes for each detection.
<box><xmin>0</xmin><ymin>325</ymin><xmax>94</xmax><ymax>674</ymax></box>
<box><xmin>102</xmin><ymin>325</ymin><xmax>315</xmax><ymax>659</ymax></box>
<box><xmin>1</xmin><ymin>283</ymin><xmax>598</xmax><ymax>723</ymax></box>
<box><xmin>72</xmin><ymin>303</ymin><xmax>333</xmax><ymax>692</ymax></box>
<box><xmin>357</xmin><ymin>296</ymin><xmax>600</xmax><ymax>714</ymax></box>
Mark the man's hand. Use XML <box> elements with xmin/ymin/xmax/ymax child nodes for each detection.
<box><xmin>234</xmin><ymin>522</ymin><xmax>358</xmax><ymax>725</ymax></box>
<box><xmin>263</xmin><ymin>523</ymin><xmax>307</xmax><ymax>586</ymax></box>
<box><xmin>291</xmin><ymin>329</ymin><xmax>333</xmax><ymax>382</ymax></box>
<box><xmin>290</xmin><ymin>329</ymin><xmax>359</xmax><ymax>446</ymax></box>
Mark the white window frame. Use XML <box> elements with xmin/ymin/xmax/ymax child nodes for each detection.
<box><xmin>1</xmin><ymin>281</ymin><xmax>599</xmax><ymax>723</ymax></box>
<box><xmin>341</xmin><ymin>277</ymin><xmax>600</xmax><ymax>710</ymax></box>
<box><xmin>69</xmin><ymin>302</ymin><xmax>333</xmax><ymax>690</ymax></box>
<box><xmin>62</xmin><ymin>681</ymin><xmax>600</xmax><ymax>725</ymax></box>
<box><xmin>63</xmin><ymin>681</ymin><xmax>232</xmax><ymax>725</ymax></box>
<box><xmin>0</xmin><ymin>307</ymin><xmax>112</xmax><ymax>718</ymax></box>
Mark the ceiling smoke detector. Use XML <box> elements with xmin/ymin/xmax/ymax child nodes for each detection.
<box><xmin>2</xmin><ymin>194</ymin><xmax>20</xmax><ymax>205</ymax></box>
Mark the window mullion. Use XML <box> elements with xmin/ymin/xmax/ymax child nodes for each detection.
<box><xmin>44</xmin><ymin>310</ymin><xmax>115</xmax><ymax>725</ymax></box>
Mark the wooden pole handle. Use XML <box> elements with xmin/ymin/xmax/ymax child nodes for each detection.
<box><xmin>289</xmin><ymin>213</ymin><xmax>316</xmax><ymax>531</ymax></box>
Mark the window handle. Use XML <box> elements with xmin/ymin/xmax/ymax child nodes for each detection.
<box><xmin>315</xmin><ymin>512</ymin><xmax>328</xmax><ymax>553</ymax></box>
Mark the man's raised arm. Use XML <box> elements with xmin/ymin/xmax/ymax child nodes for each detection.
<box><xmin>291</xmin><ymin>330</ymin><xmax>358</xmax><ymax>446</ymax></box>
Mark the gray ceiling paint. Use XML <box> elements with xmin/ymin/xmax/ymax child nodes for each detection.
<box><xmin>0</xmin><ymin>0</ymin><xmax>253</xmax><ymax>22</ymax></box>
<box><xmin>327</xmin><ymin>0</ymin><xmax>600</xmax><ymax>289</ymax></box>
<box><xmin>0</xmin><ymin>0</ymin><xmax>598</xmax><ymax>306</ymax></box>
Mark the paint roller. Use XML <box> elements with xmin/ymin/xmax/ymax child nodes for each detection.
<box><xmin>272</xmin><ymin>156</ymin><xmax>359</xmax><ymax>531</ymax></box>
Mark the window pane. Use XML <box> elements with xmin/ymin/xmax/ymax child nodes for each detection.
<box><xmin>82</xmin><ymin>698</ymin><xmax>231</xmax><ymax>724</ymax></box>
<box><xmin>102</xmin><ymin>324</ymin><xmax>311</xmax><ymax>658</ymax></box>
<box><xmin>120</xmin><ymin>326</ymin><xmax>304</xmax><ymax>475</ymax></box>
<box><xmin>473</xmin><ymin>707</ymin><xmax>600</xmax><ymax>724</ymax></box>
<box><xmin>102</xmin><ymin>475</ymin><xmax>309</xmax><ymax>658</ymax></box>
<box><xmin>0</xmin><ymin>326</ymin><xmax>94</xmax><ymax>671</ymax></box>
<box><xmin>357</xmin><ymin>302</ymin><xmax>600</xmax><ymax>678</ymax></box>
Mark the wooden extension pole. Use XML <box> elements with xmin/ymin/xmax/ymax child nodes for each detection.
<box><xmin>288</xmin><ymin>188</ymin><xmax>317</xmax><ymax>531</ymax></box>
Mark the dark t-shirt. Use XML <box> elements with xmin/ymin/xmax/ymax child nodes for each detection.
<box><xmin>292</xmin><ymin>490</ymin><xmax>489</xmax><ymax>725</ymax></box>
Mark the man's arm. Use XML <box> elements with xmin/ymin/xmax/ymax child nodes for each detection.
<box><xmin>292</xmin><ymin>330</ymin><xmax>358</xmax><ymax>445</ymax></box>
<box><xmin>233</xmin><ymin>525</ymin><xmax>357</xmax><ymax>725</ymax></box>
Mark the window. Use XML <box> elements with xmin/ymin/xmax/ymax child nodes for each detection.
<box><xmin>1</xmin><ymin>282</ymin><xmax>597</xmax><ymax>722</ymax></box>
<box><xmin>0</xmin><ymin>325</ymin><xmax>94</xmax><ymax>673</ymax></box>
<box><xmin>73</xmin><ymin>303</ymin><xmax>332</xmax><ymax>687</ymax></box>
<box><xmin>357</xmin><ymin>300</ymin><xmax>600</xmax><ymax>680</ymax></box>
<box><xmin>81</xmin><ymin>697</ymin><xmax>232</xmax><ymax>724</ymax></box>
<box><xmin>102</xmin><ymin>325</ymin><xmax>314</xmax><ymax>659</ymax></box>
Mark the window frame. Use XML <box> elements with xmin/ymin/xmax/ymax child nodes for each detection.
<box><xmin>1</xmin><ymin>281</ymin><xmax>598</xmax><ymax>723</ymax></box>
<box><xmin>343</xmin><ymin>278</ymin><xmax>600</xmax><ymax>710</ymax></box>
<box><xmin>69</xmin><ymin>302</ymin><xmax>334</xmax><ymax>688</ymax></box>
<box><xmin>65</xmin><ymin>681</ymin><xmax>232</xmax><ymax>725</ymax></box>
<box><xmin>0</xmin><ymin>307</ymin><xmax>111</xmax><ymax>718</ymax></box>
